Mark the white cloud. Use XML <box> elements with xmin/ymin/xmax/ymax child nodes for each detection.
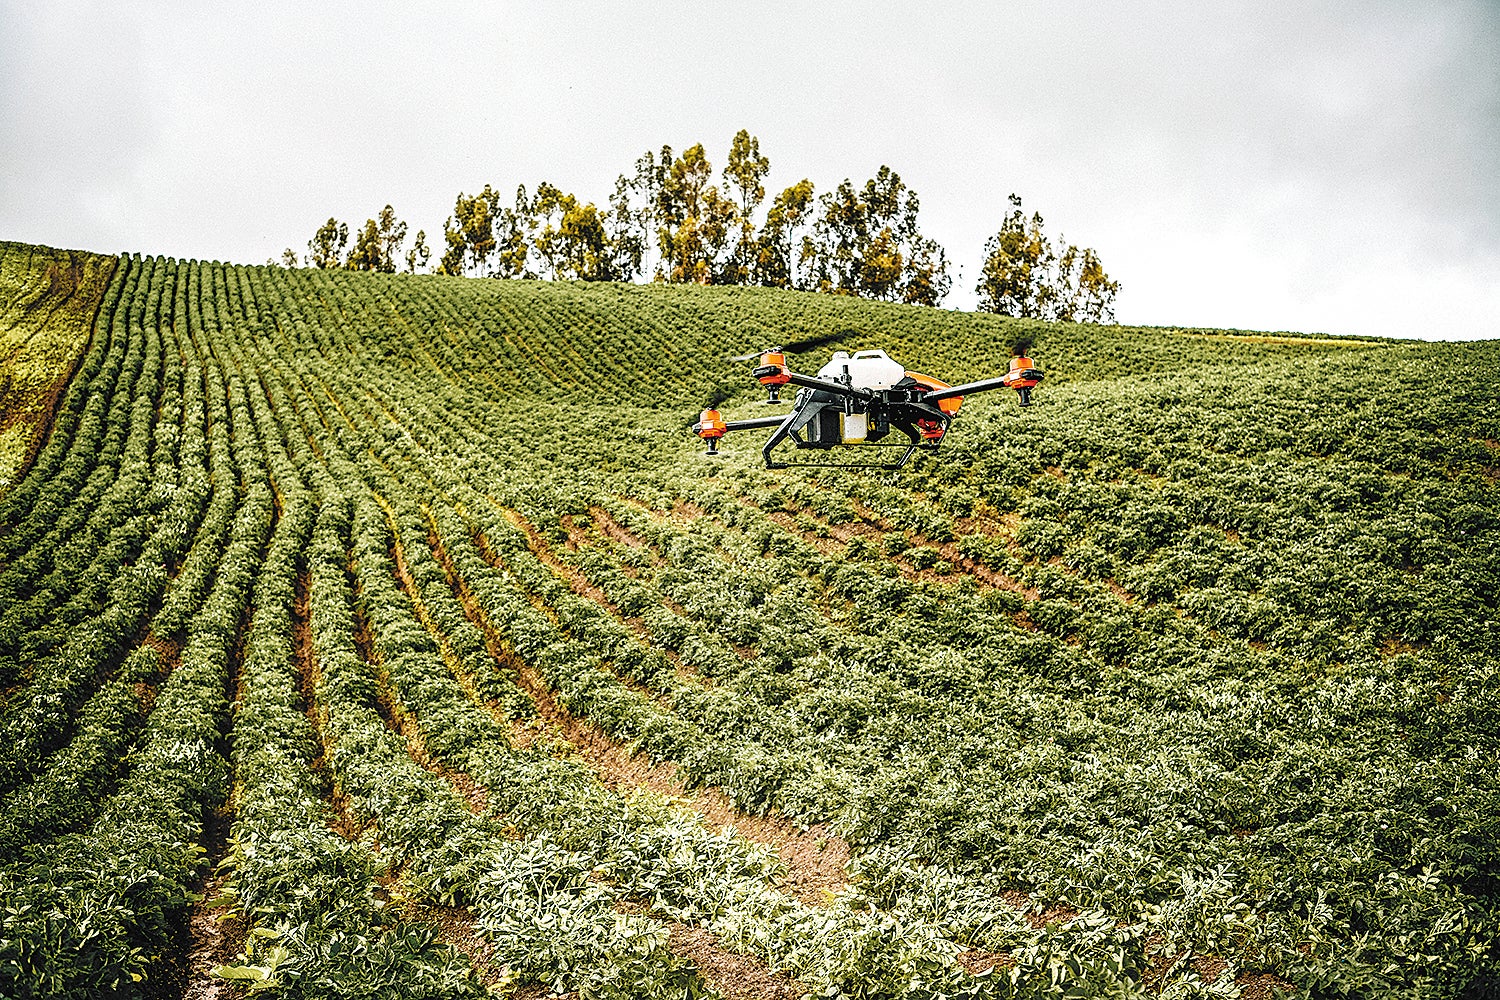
<box><xmin>1</xmin><ymin>0</ymin><xmax>1494</xmax><ymax>340</ymax></box>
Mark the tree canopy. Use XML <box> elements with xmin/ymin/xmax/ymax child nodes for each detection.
<box><xmin>976</xmin><ymin>194</ymin><xmax>1120</xmax><ymax>322</ymax></box>
<box><xmin>803</xmin><ymin>167</ymin><xmax>951</xmax><ymax>307</ymax></box>
<box><xmin>281</xmin><ymin>139</ymin><xmax>1117</xmax><ymax>320</ymax></box>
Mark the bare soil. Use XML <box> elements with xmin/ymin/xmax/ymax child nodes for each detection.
<box><xmin>177</xmin><ymin>866</ymin><xmax>246</xmax><ymax>1000</ymax></box>
<box><xmin>588</xmin><ymin>504</ymin><xmax>660</xmax><ymax>561</ymax></box>
<box><xmin>295</xmin><ymin>569</ymin><xmax>365</xmax><ymax>840</ymax></box>
<box><xmin>506</xmin><ymin>647</ymin><xmax>850</xmax><ymax>905</ymax></box>
<box><xmin>667</xmin><ymin>923</ymin><xmax>808</xmax><ymax>1000</ymax></box>
<box><xmin>529</xmin><ymin>511</ymin><xmax>709</xmax><ymax>687</ymax></box>
<box><xmin>407</xmin><ymin>903</ymin><xmax>509</xmax><ymax>987</ymax></box>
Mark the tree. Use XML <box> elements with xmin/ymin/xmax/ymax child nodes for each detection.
<box><xmin>439</xmin><ymin>187</ymin><xmax>516</xmax><ymax>277</ymax></box>
<box><xmin>803</xmin><ymin>167</ymin><xmax>950</xmax><ymax>305</ymax></box>
<box><xmin>347</xmin><ymin>206</ymin><xmax>407</xmax><ymax>273</ymax></box>
<box><xmin>519</xmin><ymin>182</ymin><xmax>640</xmax><ymax>282</ymax></box>
<box><xmin>722</xmin><ymin>129</ymin><xmax>770</xmax><ymax>285</ymax></box>
<box><xmin>405</xmin><ymin>230</ymin><xmax>430</xmax><ymax>273</ymax></box>
<box><xmin>656</xmin><ymin>144</ymin><xmax>738</xmax><ymax>284</ymax></box>
<box><xmin>756</xmin><ymin>179</ymin><xmax>815</xmax><ymax>289</ymax></box>
<box><xmin>1057</xmin><ymin>245</ymin><xmax>1121</xmax><ymax>323</ymax></box>
<box><xmin>375</xmin><ymin>205</ymin><xmax>407</xmax><ymax>272</ymax></box>
<box><xmin>439</xmin><ymin>218</ymin><xmax>467</xmax><ymax>276</ymax></box>
<box><xmin>280</xmin><ymin>248</ymin><xmax>299</xmax><ymax>268</ymax></box>
<box><xmin>307</xmin><ymin>218</ymin><xmax>348</xmax><ymax>269</ymax></box>
<box><xmin>526</xmin><ymin>182</ymin><xmax>577</xmax><ymax>280</ymax></box>
<box><xmin>348</xmin><ymin>218</ymin><xmax>382</xmax><ymax>272</ymax></box>
<box><xmin>630</xmin><ymin>147</ymin><xmax>672</xmax><ymax>280</ymax></box>
<box><xmin>605</xmin><ymin>173</ymin><xmax>645</xmax><ymax>281</ymax></box>
<box><xmin>976</xmin><ymin>194</ymin><xmax>1119</xmax><ymax>322</ymax></box>
<box><xmin>490</xmin><ymin>186</ymin><xmax>529</xmax><ymax>278</ymax></box>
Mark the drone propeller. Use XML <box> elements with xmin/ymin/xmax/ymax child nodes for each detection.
<box><xmin>727</xmin><ymin>329</ymin><xmax>848</xmax><ymax>363</ymax></box>
<box><xmin>684</xmin><ymin>388</ymin><xmax>734</xmax><ymax>428</ymax></box>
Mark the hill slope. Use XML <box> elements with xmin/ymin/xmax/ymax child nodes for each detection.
<box><xmin>0</xmin><ymin>246</ymin><xmax>1496</xmax><ymax>999</ymax></box>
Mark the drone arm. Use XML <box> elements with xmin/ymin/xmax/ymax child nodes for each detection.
<box><xmin>923</xmin><ymin>360</ymin><xmax>1046</xmax><ymax>403</ymax></box>
<box><xmin>920</xmin><ymin>376</ymin><xmax>1013</xmax><ymax>402</ymax></box>
<box><xmin>722</xmin><ymin>415</ymin><xmax>789</xmax><ymax>433</ymax></box>
<box><xmin>763</xmin><ymin>368</ymin><xmax>876</xmax><ymax>401</ymax></box>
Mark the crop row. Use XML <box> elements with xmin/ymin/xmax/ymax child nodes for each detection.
<box><xmin>1</xmin><ymin>254</ymin><xmax>1494</xmax><ymax>997</ymax></box>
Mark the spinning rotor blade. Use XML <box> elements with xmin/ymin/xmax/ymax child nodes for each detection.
<box><xmin>727</xmin><ymin>329</ymin><xmax>850</xmax><ymax>363</ymax></box>
<box><xmin>684</xmin><ymin>387</ymin><xmax>735</xmax><ymax>428</ymax></box>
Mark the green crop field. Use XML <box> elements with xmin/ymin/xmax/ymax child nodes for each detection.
<box><xmin>0</xmin><ymin>241</ymin><xmax>1495</xmax><ymax>999</ymax></box>
<box><xmin>0</xmin><ymin>245</ymin><xmax>116</xmax><ymax>491</ymax></box>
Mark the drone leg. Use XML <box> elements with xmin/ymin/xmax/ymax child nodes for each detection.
<box><xmin>706</xmin><ymin>438</ymin><xmax>719</xmax><ymax>454</ymax></box>
<box><xmin>761</xmin><ymin>410</ymin><xmax>799</xmax><ymax>468</ymax></box>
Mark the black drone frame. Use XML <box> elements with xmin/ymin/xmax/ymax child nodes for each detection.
<box><xmin>715</xmin><ymin>365</ymin><xmax>1025</xmax><ymax>470</ymax></box>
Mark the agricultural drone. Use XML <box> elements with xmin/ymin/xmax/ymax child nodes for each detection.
<box><xmin>693</xmin><ymin>342</ymin><xmax>1043</xmax><ymax>470</ymax></box>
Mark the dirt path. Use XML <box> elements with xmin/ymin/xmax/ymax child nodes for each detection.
<box><xmin>546</xmin><ymin>512</ymin><xmax>709</xmax><ymax>686</ymax></box>
<box><xmin>176</xmin><ymin>809</ymin><xmax>245</xmax><ymax>1000</ymax></box>
<box><xmin>176</xmin><ymin>603</ymin><xmax>255</xmax><ymax>1000</ymax></box>
<box><xmin>667</xmin><ymin>924</ymin><xmax>808</xmax><ymax>1000</ymax></box>
<box><xmin>589</xmin><ymin>504</ymin><xmax>660</xmax><ymax>562</ymax></box>
<box><xmin>293</xmin><ymin>570</ymin><xmax>363</xmax><ymax>840</ymax></box>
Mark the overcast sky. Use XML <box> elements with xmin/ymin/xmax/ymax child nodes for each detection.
<box><xmin>2</xmin><ymin>1</ymin><xmax>1496</xmax><ymax>340</ymax></box>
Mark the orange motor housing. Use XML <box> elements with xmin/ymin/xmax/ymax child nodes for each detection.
<box><xmin>1003</xmin><ymin>355</ymin><xmax>1043</xmax><ymax>406</ymax></box>
<box><xmin>757</xmin><ymin>351</ymin><xmax>791</xmax><ymax>385</ymax></box>
<box><xmin>694</xmin><ymin>409</ymin><xmax>726</xmax><ymax>440</ymax></box>
<box><xmin>1004</xmin><ymin>356</ymin><xmax>1041</xmax><ymax>389</ymax></box>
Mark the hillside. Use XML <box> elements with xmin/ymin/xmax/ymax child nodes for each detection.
<box><xmin>0</xmin><ymin>241</ymin><xmax>1496</xmax><ymax>999</ymax></box>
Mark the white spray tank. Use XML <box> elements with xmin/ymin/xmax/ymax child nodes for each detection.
<box><xmin>817</xmin><ymin>349</ymin><xmax>906</xmax><ymax>389</ymax></box>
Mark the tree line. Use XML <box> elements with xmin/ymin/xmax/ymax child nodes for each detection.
<box><xmin>280</xmin><ymin>130</ymin><xmax>1119</xmax><ymax>322</ymax></box>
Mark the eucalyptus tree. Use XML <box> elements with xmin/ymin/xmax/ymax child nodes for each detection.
<box><xmin>803</xmin><ymin>167</ymin><xmax>950</xmax><ymax>305</ymax></box>
<box><xmin>977</xmin><ymin>193</ymin><xmax>1119</xmax><ymax>322</ymax></box>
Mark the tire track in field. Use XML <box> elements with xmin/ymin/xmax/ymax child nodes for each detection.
<box><xmin>177</xmin><ymin>583</ymin><xmax>259</xmax><ymax>1000</ymax></box>
<box><xmin>495</xmin><ymin>510</ymin><xmax>686</xmax><ymax>711</ymax></box>
<box><xmin>665</xmin><ymin>923</ymin><xmax>809</xmax><ymax>1000</ymax></box>
<box><xmin>586</xmin><ymin>503</ymin><xmax>756</xmax><ymax>661</ymax></box>
<box><xmin>738</xmin><ymin>489</ymin><xmax>1044</xmax><ymax>602</ymax></box>
<box><xmin>352</xmin><ymin>504</ymin><xmax>491</xmax><ymax>817</ymax></box>
<box><xmin>640</xmin><ymin>493</ymin><xmax>1058</xmax><ymax>647</ymax></box>
<box><xmin>588</xmin><ymin>504</ymin><xmax>661</xmax><ymax>564</ymax></box>
<box><xmin>304</xmin><ymin>499</ymin><xmax>507</xmax><ymax>986</ymax></box>
<box><xmin>550</xmin><ymin>512</ymin><xmax>711</xmax><ymax>687</ymax></box>
<box><xmin>607</xmin><ymin>495</ymin><xmax>869</xmax><ymax>650</ymax></box>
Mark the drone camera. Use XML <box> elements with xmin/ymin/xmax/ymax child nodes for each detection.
<box><xmin>916</xmin><ymin>418</ymin><xmax>946</xmax><ymax>441</ymax></box>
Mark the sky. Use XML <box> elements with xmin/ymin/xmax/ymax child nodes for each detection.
<box><xmin>1</xmin><ymin>1</ymin><xmax>1496</xmax><ymax>340</ymax></box>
